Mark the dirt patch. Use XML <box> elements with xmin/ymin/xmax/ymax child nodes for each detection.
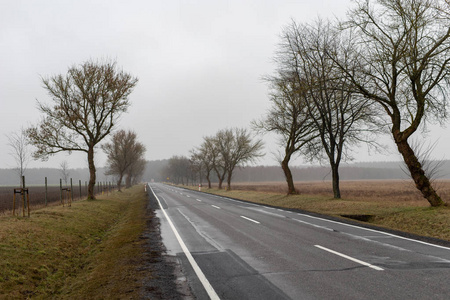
<box><xmin>341</xmin><ymin>214</ymin><xmax>375</xmax><ymax>222</ymax></box>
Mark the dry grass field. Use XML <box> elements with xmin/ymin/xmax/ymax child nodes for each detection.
<box><xmin>192</xmin><ymin>180</ymin><xmax>450</xmax><ymax>241</ymax></box>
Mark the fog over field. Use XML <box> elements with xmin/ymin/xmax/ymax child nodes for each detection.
<box><xmin>3</xmin><ymin>159</ymin><xmax>450</xmax><ymax>186</ymax></box>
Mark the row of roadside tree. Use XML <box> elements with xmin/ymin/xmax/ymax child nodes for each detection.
<box><xmin>165</xmin><ymin>0</ymin><xmax>450</xmax><ymax>207</ymax></box>
<box><xmin>259</xmin><ymin>0</ymin><xmax>449</xmax><ymax>207</ymax></box>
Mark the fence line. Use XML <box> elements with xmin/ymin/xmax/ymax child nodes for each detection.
<box><xmin>0</xmin><ymin>176</ymin><xmax>117</xmax><ymax>215</ymax></box>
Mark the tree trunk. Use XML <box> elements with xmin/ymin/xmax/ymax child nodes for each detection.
<box><xmin>331</xmin><ymin>163</ymin><xmax>341</xmax><ymax>199</ymax></box>
<box><xmin>126</xmin><ymin>175</ymin><xmax>131</xmax><ymax>188</ymax></box>
<box><xmin>281</xmin><ymin>157</ymin><xmax>297</xmax><ymax>195</ymax></box>
<box><xmin>396</xmin><ymin>139</ymin><xmax>444</xmax><ymax>207</ymax></box>
<box><xmin>214</xmin><ymin>167</ymin><xmax>225</xmax><ymax>189</ymax></box>
<box><xmin>226</xmin><ymin>172</ymin><xmax>232</xmax><ymax>190</ymax></box>
<box><xmin>117</xmin><ymin>174</ymin><xmax>123</xmax><ymax>191</ymax></box>
<box><xmin>206</xmin><ymin>170</ymin><xmax>212</xmax><ymax>189</ymax></box>
<box><xmin>87</xmin><ymin>146</ymin><xmax>96</xmax><ymax>200</ymax></box>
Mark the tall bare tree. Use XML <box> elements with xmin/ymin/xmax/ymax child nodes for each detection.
<box><xmin>253</xmin><ymin>73</ymin><xmax>318</xmax><ymax>195</ymax></box>
<box><xmin>282</xmin><ymin>20</ymin><xmax>381</xmax><ymax>198</ymax></box>
<box><xmin>210</xmin><ymin>134</ymin><xmax>228</xmax><ymax>189</ymax></box>
<box><xmin>190</xmin><ymin>149</ymin><xmax>207</xmax><ymax>187</ymax></box>
<box><xmin>26</xmin><ymin>60</ymin><xmax>138</xmax><ymax>199</ymax></box>
<box><xmin>337</xmin><ymin>0</ymin><xmax>450</xmax><ymax>206</ymax></box>
<box><xmin>191</xmin><ymin>136</ymin><xmax>219</xmax><ymax>188</ymax></box>
<box><xmin>164</xmin><ymin>156</ymin><xmax>192</xmax><ymax>185</ymax></box>
<box><xmin>126</xmin><ymin>157</ymin><xmax>146</xmax><ymax>188</ymax></box>
<box><xmin>102</xmin><ymin>130</ymin><xmax>146</xmax><ymax>191</ymax></box>
<box><xmin>215</xmin><ymin>128</ymin><xmax>264</xmax><ymax>190</ymax></box>
<box><xmin>7</xmin><ymin>128</ymin><xmax>30</xmax><ymax>186</ymax></box>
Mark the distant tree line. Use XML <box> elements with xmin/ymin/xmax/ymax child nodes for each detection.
<box><xmin>143</xmin><ymin>159</ymin><xmax>450</xmax><ymax>184</ymax></box>
<box><xmin>6</xmin><ymin>159</ymin><xmax>450</xmax><ymax>187</ymax></box>
<box><xmin>0</xmin><ymin>168</ymin><xmax>108</xmax><ymax>186</ymax></box>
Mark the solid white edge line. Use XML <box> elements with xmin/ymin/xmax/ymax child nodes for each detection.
<box><xmin>149</xmin><ymin>185</ymin><xmax>220</xmax><ymax>300</ymax></box>
<box><xmin>240</xmin><ymin>216</ymin><xmax>260</xmax><ymax>224</ymax></box>
<box><xmin>315</xmin><ymin>245</ymin><xmax>384</xmax><ymax>271</ymax></box>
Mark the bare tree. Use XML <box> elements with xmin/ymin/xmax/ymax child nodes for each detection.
<box><xmin>7</xmin><ymin>128</ymin><xmax>30</xmax><ymax>186</ymax></box>
<box><xmin>164</xmin><ymin>156</ymin><xmax>192</xmax><ymax>185</ymax></box>
<box><xmin>191</xmin><ymin>136</ymin><xmax>219</xmax><ymax>189</ymax></box>
<box><xmin>102</xmin><ymin>130</ymin><xmax>146</xmax><ymax>191</ymax></box>
<box><xmin>208</xmin><ymin>134</ymin><xmax>228</xmax><ymax>189</ymax></box>
<box><xmin>337</xmin><ymin>0</ymin><xmax>450</xmax><ymax>206</ymax></box>
<box><xmin>189</xmin><ymin>151</ymin><xmax>205</xmax><ymax>186</ymax></box>
<box><xmin>126</xmin><ymin>157</ymin><xmax>146</xmax><ymax>188</ymax></box>
<box><xmin>26</xmin><ymin>60</ymin><xmax>138</xmax><ymax>199</ymax></box>
<box><xmin>215</xmin><ymin>128</ymin><xmax>264</xmax><ymax>190</ymax></box>
<box><xmin>282</xmin><ymin>20</ymin><xmax>381</xmax><ymax>198</ymax></box>
<box><xmin>59</xmin><ymin>160</ymin><xmax>70</xmax><ymax>185</ymax></box>
<box><xmin>254</xmin><ymin>72</ymin><xmax>319</xmax><ymax>195</ymax></box>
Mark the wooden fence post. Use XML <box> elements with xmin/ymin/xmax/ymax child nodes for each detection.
<box><xmin>22</xmin><ymin>176</ymin><xmax>25</xmax><ymax>217</ymax></box>
<box><xmin>70</xmin><ymin>178</ymin><xmax>73</xmax><ymax>207</ymax></box>
<box><xmin>60</xmin><ymin>179</ymin><xmax>63</xmax><ymax>206</ymax></box>
<box><xmin>45</xmin><ymin>177</ymin><xmax>48</xmax><ymax>206</ymax></box>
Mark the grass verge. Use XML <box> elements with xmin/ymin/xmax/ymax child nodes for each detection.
<box><xmin>0</xmin><ymin>185</ymin><xmax>149</xmax><ymax>299</ymax></box>
<box><xmin>185</xmin><ymin>185</ymin><xmax>450</xmax><ymax>242</ymax></box>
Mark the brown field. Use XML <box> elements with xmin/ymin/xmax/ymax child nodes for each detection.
<box><xmin>193</xmin><ymin>180</ymin><xmax>450</xmax><ymax>241</ymax></box>
<box><xmin>230</xmin><ymin>179</ymin><xmax>450</xmax><ymax>206</ymax></box>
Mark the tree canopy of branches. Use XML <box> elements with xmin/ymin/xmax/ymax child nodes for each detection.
<box><xmin>163</xmin><ymin>156</ymin><xmax>193</xmax><ymax>185</ymax></box>
<box><xmin>125</xmin><ymin>156</ymin><xmax>147</xmax><ymax>188</ymax></box>
<box><xmin>191</xmin><ymin>137</ymin><xmax>217</xmax><ymax>188</ymax></box>
<box><xmin>209</xmin><ymin>128</ymin><xmax>264</xmax><ymax>190</ymax></box>
<box><xmin>337</xmin><ymin>0</ymin><xmax>450</xmax><ymax>206</ymax></box>
<box><xmin>279</xmin><ymin>20</ymin><xmax>380</xmax><ymax>198</ymax></box>
<box><xmin>26</xmin><ymin>60</ymin><xmax>138</xmax><ymax>199</ymax></box>
<box><xmin>259</xmin><ymin>19</ymin><xmax>380</xmax><ymax>198</ymax></box>
<box><xmin>193</xmin><ymin>128</ymin><xmax>263</xmax><ymax>189</ymax></box>
<box><xmin>102</xmin><ymin>130</ymin><xmax>146</xmax><ymax>191</ymax></box>
<box><xmin>253</xmin><ymin>73</ymin><xmax>318</xmax><ymax>195</ymax></box>
<box><xmin>7</xmin><ymin>128</ymin><xmax>30</xmax><ymax>186</ymax></box>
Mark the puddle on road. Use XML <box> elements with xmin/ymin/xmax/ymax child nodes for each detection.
<box><xmin>156</xmin><ymin>209</ymin><xmax>182</xmax><ymax>256</ymax></box>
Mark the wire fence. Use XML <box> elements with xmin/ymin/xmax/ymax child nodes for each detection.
<box><xmin>0</xmin><ymin>177</ymin><xmax>117</xmax><ymax>215</ymax></box>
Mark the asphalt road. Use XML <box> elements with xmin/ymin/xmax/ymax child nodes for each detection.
<box><xmin>149</xmin><ymin>183</ymin><xmax>450</xmax><ymax>300</ymax></box>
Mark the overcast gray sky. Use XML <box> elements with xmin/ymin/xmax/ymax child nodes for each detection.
<box><xmin>1</xmin><ymin>0</ymin><xmax>449</xmax><ymax>170</ymax></box>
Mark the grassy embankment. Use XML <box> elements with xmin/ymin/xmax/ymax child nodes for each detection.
<box><xmin>184</xmin><ymin>181</ymin><xmax>450</xmax><ymax>241</ymax></box>
<box><xmin>0</xmin><ymin>185</ymin><xmax>149</xmax><ymax>299</ymax></box>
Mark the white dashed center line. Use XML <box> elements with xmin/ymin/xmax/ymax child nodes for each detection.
<box><xmin>240</xmin><ymin>216</ymin><xmax>260</xmax><ymax>224</ymax></box>
<box><xmin>315</xmin><ymin>245</ymin><xmax>384</xmax><ymax>271</ymax></box>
